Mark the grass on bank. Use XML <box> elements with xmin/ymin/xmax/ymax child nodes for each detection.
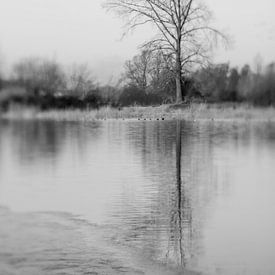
<box><xmin>1</xmin><ymin>103</ymin><xmax>275</xmax><ymax>122</ymax></box>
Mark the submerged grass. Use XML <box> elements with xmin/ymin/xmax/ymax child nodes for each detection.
<box><xmin>1</xmin><ymin>103</ymin><xmax>275</xmax><ymax>121</ymax></box>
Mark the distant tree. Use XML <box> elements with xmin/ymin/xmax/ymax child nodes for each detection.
<box><xmin>123</xmin><ymin>49</ymin><xmax>176</xmax><ymax>102</ymax></box>
<box><xmin>257</xmin><ymin>62</ymin><xmax>275</xmax><ymax>106</ymax></box>
<box><xmin>13</xmin><ymin>57</ymin><xmax>66</xmax><ymax>95</ymax></box>
<box><xmin>66</xmin><ymin>64</ymin><xmax>96</xmax><ymax>97</ymax></box>
<box><xmin>227</xmin><ymin>67</ymin><xmax>239</xmax><ymax>101</ymax></box>
<box><xmin>105</xmin><ymin>0</ymin><xmax>227</xmax><ymax>103</ymax></box>
<box><xmin>253</xmin><ymin>53</ymin><xmax>263</xmax><ymax>75</ymax></box>
<box><xmin>238</xmin><ymin>64</ymin><xmax>253</xmax><ymax>99</ymax></box>
<box><xmin>124</xmin><ymin>50</ymin><xmax>152</xmax><ymax>90</ymax></box>
<box><xmin>149</xmin><ymin>50</ymin><xmax>175</xmax><ymax>97</ymax></box>
<box><xmin>211</xmin><ymin>63</ymin><xmax>229</xmax><ymax>100</ymax></box>
<box><xmin>194</xmin><ymin>63</ymin><xmax>229</xmax><ymax>101</ymax></box>
<box><xmin>99</xmin><ymin>85</ymin><xmax>119</xmax><ymax>105</ymax></box>
<box><xmin>39</xmin><ymin>59</ymin><xmax>66</xmax><ymax>94</ymax></box>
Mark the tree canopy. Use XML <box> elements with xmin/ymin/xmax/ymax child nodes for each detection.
<box><xmin>105</xmin><ymin>0</ymin><xmax>227</xmax><ymax>102</ymax></box>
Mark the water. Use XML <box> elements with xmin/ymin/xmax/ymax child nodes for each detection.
<box><xmin>0</xmin><ymin>120</ymin><xmax>275</xmax><ymax>275</ymax></box>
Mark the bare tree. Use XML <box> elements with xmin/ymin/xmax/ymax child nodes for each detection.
<box><xmin>40</xmin><ymin>59</ymin><xmax>66</xmax><ymax>94</ymax></box>
<box><xmin>13</xmin><ymin>57</ymin><xmax>66</xmax><ymax>95</ymax></box>
<box><xmin>124</xmin><ymin>50</ymin><xmax>152</xmax><ymax>90</ymax></box>
<box><xmin>123</xmin><ymin>49</ymin><xmax>175</xmax><ymax>100</ymax></box>
<box><xmin>105</xmin><ymin>0</ymin><xmax>227</xmax><ymax>103</ymax></box>
<box><xmin>66</xmin><ymin>64</ymin><xmax>95</xmax><ymax>97</ymax></box>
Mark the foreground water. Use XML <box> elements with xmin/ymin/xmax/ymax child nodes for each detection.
<box><xmin>0</xmin><ymin>120</ymin><xmax>275</xmax><ymax>275</ymax></box>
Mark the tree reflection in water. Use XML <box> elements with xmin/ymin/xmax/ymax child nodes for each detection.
<box><xmin>107</xmin><ymin>121</ymin><xmax>201</xmax><ymax>270</ymax></box>
<box><xmin>166</xmin><ymin>120</ymin><xmax>192</xmax><ymax>267</ymax></box>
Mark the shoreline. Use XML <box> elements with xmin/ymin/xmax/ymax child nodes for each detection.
<box><xmin>1</xmin><ymin>103</ymin><xmax>275</xmax><ymax>122</ymax></box>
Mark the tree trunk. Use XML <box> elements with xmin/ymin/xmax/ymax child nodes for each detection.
<box><xmin>175</xmin><ymin>49</ymin><xmax>183</xmax><ymax>103</ymax></box>
<box><xmin>176</xmin><ymin>74</ymin><xmax>182</xmax><ymax>103</ymax></box>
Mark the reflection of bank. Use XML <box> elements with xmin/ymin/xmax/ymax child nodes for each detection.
<box><xmin>0</xmin><ymin>120</ymin><xmax>102</xmax><ymax>166</ymax></box>
<box><xmin>166</xmin><ymin>120</ymin><xmax>192</xmax><ymax>267</ymax></box>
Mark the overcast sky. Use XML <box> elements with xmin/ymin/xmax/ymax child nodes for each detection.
<box><xmin>0</xmin><ymin>0</ymin><xmax>274</xmax><ymax>83</ymax></box>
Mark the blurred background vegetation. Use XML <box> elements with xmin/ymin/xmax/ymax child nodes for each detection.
<box><xmin>0</xmin><ymin>51</ymin><xmax>274</xmax><ymax>111</ymax></box>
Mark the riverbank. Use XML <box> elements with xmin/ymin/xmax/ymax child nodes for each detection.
<box><xmin>1</xmin><ymin>103</ymin><xmax>275</xmax><ymax>121</ymax></box>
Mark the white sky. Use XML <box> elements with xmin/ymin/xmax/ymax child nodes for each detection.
<box><xmin>0</xmin><ymin>0</ymin><xmax>275</xmax><ymax>83</ymax></box>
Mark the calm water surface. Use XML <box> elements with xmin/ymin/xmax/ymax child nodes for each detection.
<box><xmin>0</xmin><ymin>120</ymin><xmax>275</xmax><ymax>275</ymax></box>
